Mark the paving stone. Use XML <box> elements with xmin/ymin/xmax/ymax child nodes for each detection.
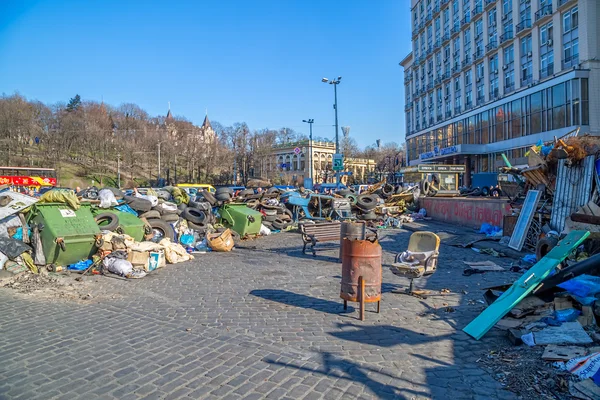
<box><xmin>0</xmin><ymin>229</ymin><xmax>519</xmax><ymax>400</ymax></box>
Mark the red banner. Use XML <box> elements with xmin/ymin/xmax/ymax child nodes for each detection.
<box><xmin>0</xmin><ymin>176</ymin><xmax>57</xmax><ymax>187</ymax></box>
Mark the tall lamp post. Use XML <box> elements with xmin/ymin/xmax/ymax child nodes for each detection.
<box><xmin>302</xmin><ymin>119</ymin><xmax>314</xmax><ymax>183</ymax></box>
<box><xmin>322</xmin><ymin>76</ymin><xmax>341</xmax><ymax>186</ymax></box>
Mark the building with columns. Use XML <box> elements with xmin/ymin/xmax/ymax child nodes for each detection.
<box><xmin>401</xmin><ymin>0</ymin><xmax>598</xmax><ymax>182</ymax></box>
<box><xmin>262</xmin><ymin>140</ymin><xmax>376</xmax><ymax>185</ymax></box>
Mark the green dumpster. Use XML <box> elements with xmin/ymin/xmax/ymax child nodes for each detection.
<box><xmin>92</xmin><ymin>209</ymin><xmax>146</xmax><ymax>242</ymax></box>
<box><xmin>28</xmin><ymin>203</ymin><xmax>100</xmax><ymax>266</ymax></box>
<box><xmin>219</xmin><ymin>204</ymin><xmax>262</xmax><ymax>237</ymax></box>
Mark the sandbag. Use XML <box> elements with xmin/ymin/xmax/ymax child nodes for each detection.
<box><xmin>158</xmin><ymin>238</ymin><xmax>194</xmax><ymax>263</ymax></box>
<box><xmin>39</xmin><ymin>189</ymin><xmax>80</xmax><ymax>210</ymax></box>
<box><xmin>207</xmin><ymin>229</ymin><xmax>234</xmax><ymax>252</ymax></box>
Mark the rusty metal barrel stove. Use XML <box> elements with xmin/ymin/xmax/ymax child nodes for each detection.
<box><xmin>340</xmin><ymin>238</ymin><xmax>382</xmax><ymax>320</ymax></box>
<box><xmin>338</xmin><ymin>221</ymin><xmax>367</xmax><ymax>261</ymax></box>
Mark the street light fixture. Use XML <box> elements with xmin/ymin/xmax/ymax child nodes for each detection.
<box><xmin>302</xmin><ymin>119</ymin><xmax>314</xmax><ymax>183</ymax></box>
<box><xmin>321</xmin><ymin>76</ymin><xmax>342</xmax><ymax>185</ymax></box>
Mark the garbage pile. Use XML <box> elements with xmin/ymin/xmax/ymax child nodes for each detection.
<box><xmin>492</xmin><ymin>131</ymin><xmax>600</xmax><ymax>259</ymax></box>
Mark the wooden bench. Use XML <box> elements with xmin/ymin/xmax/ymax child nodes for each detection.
<box><xmin>300</xmin><ymin>221</ymin><xmax>341</xmax><ymax>257</ymax></box>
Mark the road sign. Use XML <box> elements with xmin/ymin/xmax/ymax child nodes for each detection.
<box><xmin>333</xmin><ymin>153</ymin><xmax>343</xmax><ymax>171</ymax></box>
<box><xmin>294</xmin><ymin>147</ymin><xmax>301</xmax><ymax>155</ymax></box>
<box><xmin>281</xmin><ymin>163</ymin><xmax>287</xmax><ymax>168</ymax></box>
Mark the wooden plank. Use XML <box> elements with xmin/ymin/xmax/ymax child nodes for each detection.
<box><xmin>541</xmin><ymin>345</ymin><xmax>588</xmax><ymax>361</ymax></box>
<box><xmin>534</xmin><ymin>321</ymin><xmax>593</xmax><ymax>345</ymax></box>
<box><xmin>571</xmin><ymin>213</ymin><xmax>600</xmax><ymax>225</ymax></box>
<box><xmin>509</xmin><ymin>190</ymin><xmax>542</xmax><ymax>251</ymax></box>
<box><xmin>463</xmin><ymin>230</ymin><xmax>589</xmax><ymax>340</ymax></box>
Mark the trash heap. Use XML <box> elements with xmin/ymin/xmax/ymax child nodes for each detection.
<box><xmin>492</xmin><ymin>131</ymin><xmax>600</xmax><ymax>259</ymax></box>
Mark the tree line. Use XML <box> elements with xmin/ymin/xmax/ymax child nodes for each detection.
<box><xmin>0</xmin><ymin>93</ymin><xmax>404</xmax><ymax>186</ymax></box>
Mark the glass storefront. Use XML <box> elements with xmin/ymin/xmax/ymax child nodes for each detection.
<box><xmin>407</xmin><ymin>77</ymin><xmax>588</xmax><ymax>163</ymax></box>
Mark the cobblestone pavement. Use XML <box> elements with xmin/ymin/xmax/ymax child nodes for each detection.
<box><xmin>0</xmin><ymin>226</ymin><xmax>522</xmax><ymax>399</ymax></box>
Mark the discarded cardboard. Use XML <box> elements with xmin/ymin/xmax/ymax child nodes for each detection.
<box><xmin>463</xmin><ymin>230</ymin><xmax>589</xmax><ymax>340</ymax></box>
<box><xmin>570</xmin><ymin>379</ymin><xmax>600</xmax><ymax>400</ymax></box>
<box><xmin>494</xmin><ymin>318</ymin><xmax>524</xmax><ymax>330</ymax></box>
<box><xmin>541</xmin><ymin>345</ymin><xmax>588</xmax><ymax>361</ymax></box>
<box><xmin>534</xmin><ymin>321</ymin><xmax>593</xmax><ymax>345</ymax></box>
<box><xmin>554</xmin><ymin>296</ymin><xmax>574</xmax><ymax>311</ymax></box>
<box><xmin>577</xmin><ymin>306</ymin><xmax>596</xmax><ymax>327</ymax></box>
<box><xmin>509</xmin><ymin>296</ymin><xmax>548</xmax><ymax>318</ymax></box>
<box><xmin>463</xmin><ymin>261</ymin><xmax>505</xmax><ymax>271</ymax></box>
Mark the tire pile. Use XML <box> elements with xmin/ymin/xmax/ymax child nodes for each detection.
<box><xmin>334</xmin><ymin>183</ymin><xmax>403</xmax><ymax>221</ymax></box>
<box><xmin>228</xmin><ymin>187</ymin><xmax>294</xmax><ymax>231</ymax></box>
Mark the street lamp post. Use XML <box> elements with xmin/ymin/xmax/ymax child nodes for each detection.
<box><xmin>302</xmin><ymin>119</ymin><xmax>314</xmax><ymax>183</ymax></box>
<box><xmin>322</xmin><ymin>76</ymin><xmax>342</xmax><ymax>186</ymax></box>
<box><xmin>157</xmin><ymin>141</ymin><xmax>165</xmax><ymax>184</ymax></box>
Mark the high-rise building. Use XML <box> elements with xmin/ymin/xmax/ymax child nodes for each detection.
<box><xmin>401</xmin><ymin>0</ymin><xmax>598</xmax><ymax>178</ymax></box>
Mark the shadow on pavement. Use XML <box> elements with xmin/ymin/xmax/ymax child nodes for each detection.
<box><xmin>328</xmin><ymin>322</ymin><xmax>445</xmax><ymax>347</ymax></box>
<box><xmin>250</xmin><ymin>289</ymin><xmax>354</xmax><ymax>315</ymax></box>
<box><xmin>264</xmin><ymin>350</ymin><xmax>429</xmax><ymax>399</ymax></box>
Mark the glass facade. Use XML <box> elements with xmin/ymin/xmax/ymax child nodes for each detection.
<box><xmin>406</xmin><ymin>78</ymin><xmax>588</xmax><ymax>163</ymax></box>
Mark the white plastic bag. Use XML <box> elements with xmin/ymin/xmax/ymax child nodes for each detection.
<box><xmin>260</xmin><ymin>224</ymin><xmax>272</xmax><ymax>236</ymax></box>
<box><xmin>103</xmin><ymin>257</ymin><xmax>133</xmax><ymax>276</ymax></box>
<box><xmin>135</xmin><ymin>193</ymin><xmax>158</xmax><ymax>207</ymax></box>
<box><xmin>98</xmin><ymin>189</ymin><xmax>119</xmax><ymax>208</ymax></box>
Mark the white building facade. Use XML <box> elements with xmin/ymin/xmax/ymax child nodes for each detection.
<box><xmin>401</xmin><ymin>0</ymin><xmax>598</xmax><ymax>179</ymax></box>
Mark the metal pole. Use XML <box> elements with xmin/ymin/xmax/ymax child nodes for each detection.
<box><xmin>309</xmin><ymin>121</ymin><xmax>313</xmax><ymax>183</ymax></box>
<box><xmin>233</xmin><ymin>142</ymin><xmax>237</xmax><ymax>184</ymax></box>
<box><xmin>117</xmin><ymin>153</ymin><xmax>121</xmax><ymax>188</ymax></box>
<box><xmin>334</xmin><ymin>83</ymin><xmax>341</xmax><ymax>187</ymax></box>
<box><xmin>157</xmin><ymin>142</ymin><xmax>161</xmax><ymax>182</ymax></box>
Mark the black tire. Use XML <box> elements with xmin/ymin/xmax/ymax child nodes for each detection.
<box><xmin>267</xmin><ymin>187</ymin><xmax>280</xmax><ymax>194</ymax></box>
<box><xmin>182</xmin><ymin>208</ymin><xmax>206</xmax><ymax>224</ymax></box>
<box><xmin>215</xmin><ymin>192</ymin><xmax>232</xmax><ymax>202</ymax></box>
<box><xmin>139</xmin><ymin>210</ymin><xmax>161</xmax><ymax>219</ymax></box>
<box><xmin>359</xmin><ymin>211</ymin><xmax>377</xmax><ymax>221</ymax></box>
<box><xmin>240</xmin><ymin>189</ymin><xmax>254</xmax><ymax>197</ymax></box>
<box><xmin>395</xmin><ymin>186</ymin><xmax>404</xmax><ymax>194</ymax></box>
<box><xmin>201</xmin><ymin>190</ymin><xmax>217</xmax><ymax>205</ymax></box>
<box><xmin>356</xmin><ymin>194</ymin><xmax>377</xmax><ymax>210</ymax></box>
<box><xmin>272</xmin><ymin>218</ymin><xmax>286</xmax><ymax>230</ymax></box>
<box><xmin>177</xmin><ymin>203</ymin><xmax>187</xmax><ymax>211</ymax></box>
<box><xmin>161</xmin><ymin>213</ymin><xmax>179</xmax><ymax>223</ymax></box>
<box><xmin>264</xmin><ymin>214</ymin><xmax>277</xmax><ymax>222</ymax></box>
<box><xmin>338</xmin><ymin>189</ymin><xmax>351</xmax><ymax>196</ymax></box>
<box><xmin>262</xmin><ymin>221</ymin><xmax>274</xmax><ymax>230</ymax></box>
<box><xmin>381</xmin><ymin>184</ymin><xmax>394</xmax><ymax>197</ymax></box>
<box><xmin>94</xmin><ymin>212</ymin><xmax>119</xmax><ymax>231</ymax></box>
<box><xmin>216</xmin><ymin>187</ymin><xmax>234</xmax><ymax>195</ymax></box>
<box><xmin>282</xmin><ymin>208</ymin><xmax>293</xmax><ymax>220</ymax></box>
<box><xmin>230</xmin><ymin>230</ymin><xmax>241</xmax><ymax>241</ymax></box>
<box><xmin>345</xmin><ymin>194</ymin><xmax>358</xmax><ymax>206</ymax></box>
<box><xmin>481</xmin><ymin>186</ymin><xmax>491</xmax><ymax>197</ymax></box>
<box><xmin>421</xmin><ymin>180</ymin><xmax>431</xmax><ymax>196</ymax></box>
<box><xmin>147</xmin><ymin>219</ymin><xmax>175</xmax><ymax>242</ymax></box>
<box><xmin>536</xmin><ymin>236</ymin><xmax>559</xmax><ymax>261</ymax></box>
<box><xmin>187</xmin><ymin>200</ymin><xmax>201</xmax><ymax>209</ymax></box>
<box><xmin>188</xmin><ymin>221</ymin><xmax>208</xmax><ymax>231</ymax></box>
<box><xmin>105</xmin><ymin>187</ymin><xmax>124</xmax><ymax>199</ymax></box>
<box><xmin>124</xmin><ymin>196</ymin><xmax>152</xmax><ymax>212</ymax></box>
<box><xmin>490</xmin><ymin>187</ymin><xmax>502</xmax><ymax>197</ymax></box>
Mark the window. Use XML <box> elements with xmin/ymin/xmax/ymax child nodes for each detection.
<box><xmin>435</xmin><ymin>17</ymin><xmax>441</xmax><ymax>40</ymax></box>
<box><xmin>465</xmin><ymin>70</ymin><xmax>473</xmax><ymax>107</ymax></box>
<box><xmin>476</xmin><ymin>62</ymin><xmax>484</xmax><ymax>79</ymax></box>
<box><xmin>540</xmin><ymin>22</ymin><xmax>553</xmax><ymax>45</ymax></box>
<box><xmin>521</xmin><ymin>35</ymin><xmax>533</xmax><ymax>85</ymax></box>
<box><xmin>502</xmin><ymin>0</ymin><xmax>512</xmax><ymax>16</ymax></box>
<box><xmin>489</xmin><ymin>54</ymin><xmax>498</xmax><ymax>72</ymax></box>
<box><xmin>488</xmin><ymin>8</ymin><xmax>497</xmax><ymax>46</ymax></box>
<box><xmin>562</xmin><ymin>7</ymin><xmax>579</xmax><ymax>67</ymax></box>
<box><xmin>503</xmin><ymin>44</ymin><xmax>514</xmax><ymax>65</ymax></box>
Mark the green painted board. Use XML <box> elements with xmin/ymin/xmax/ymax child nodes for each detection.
<box><xmin>463</xmin><ymin>230</ymin><xmax>589</xmax><ymax>340</ymax></box>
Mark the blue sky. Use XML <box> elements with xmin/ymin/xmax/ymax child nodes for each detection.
<box><xmin>0</xmin><ymin>0</ymin><xmax>411</xmax><ymax>148</ymax></box>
